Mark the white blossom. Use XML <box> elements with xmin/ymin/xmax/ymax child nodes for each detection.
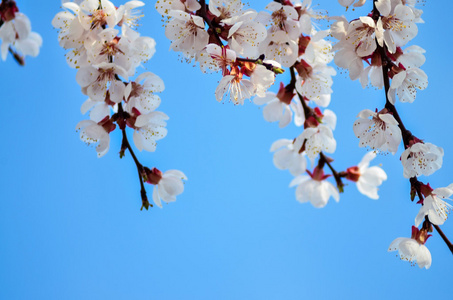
<box><xmin>348</xmin><ymin>152</ymin><xmax>387</xmax><ymax>199</ymax></box>
<box><xmin>215</xmin><ymin>73</ymin><xmax>255</xmax><ymax>105</ymax></box>
<box><xmin>76</xmin><ymin>120</ymin><xmax>110</xmax><ymax>157</ymax></box>
<box><xmin>164</xmin><ymin>11</ymin><xmax>208</xmax><ymax>57</ymax></box>
<box><xmin>377</xmin><ymin>4</ymin><xmax>417</xmax><ymax>54</ymax></box>
<box><xmin>353</xmin><ymin>109</ymin><xmax>402</xmax><ymax>154</ymax></box>
<box><xmin>290</xmin><ymin>169</ymin><xmax>340</xmax><ymax>208</ymax></box>
<box><xmin>151</xmin><ymin>169</ymin><xmax>188</xmax><ymax>208</ymax></box>
<box><xmin>415</xmin><ymin>184</ymin><xmax>453</xmax><ymax>227</ymax></box>
<box><xmin>388</xmin><ymin>67</ymin><xmax>428</xmax><ymax>104</ymax></box>
<box><xmin>0</xmin><ymin>13</ymin><xmax>42</xmax><ymax>61</ymax></box>
<box><xmin>401</xmin><ymin>142</ymin><xmax>443</xmax><ymax>178</ymax></box>
<box><xmin>344</xmin><ymin>16</ymin><xmax>380</xmax><ymax>57</ymax></box>
<box><xmin>388</xmin><ymin>226</ymin><xmax>432</xmax><ymax>269</ymax></box>
<box><xmin>270</xmin><ymin>139</ymin><xmax>307</xmax><ymax>176</ymax></box>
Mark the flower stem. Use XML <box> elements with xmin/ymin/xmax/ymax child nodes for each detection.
<box><xmin>8</xmin><ymin>46</ymin><xmax>24</xmax><ymax>66</ymax></box>
<box><xmin>433</xmin><ymin>225</ymin><xmax>453</xmax><ymax>254</ymax></box>
<box><xmin>118</xmin><ymin>104</ymin><xmax>150</xmax><ymax>210</ymax></box>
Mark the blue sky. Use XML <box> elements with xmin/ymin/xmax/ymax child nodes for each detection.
<box><xmin>1</xmin><ymin>1</ymin><xmax>453</xmax><ymax>299</ymax></box>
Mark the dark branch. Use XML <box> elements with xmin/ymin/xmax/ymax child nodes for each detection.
<box><xmin>118</xmin><ymin>104</ymin><xmax>150</xmax><ymax>210</ymax></box>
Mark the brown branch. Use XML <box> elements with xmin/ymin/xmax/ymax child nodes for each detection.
<box><xmin>320</xmin><ymin>152</ymin><xmax>344</xmax><ymax>193</ymax></box>
<box><xmin>198</xmin><ymin>0</ymin><xmax>224</xmax><ymax>47</ymax></box>
<box><xmin>118</xmin><ymin>104</ymin><xmax>150</xmax><ymax>210</ymax></box>
<box><xmin>433</xmin><ymin>225</ymin><xmax>453</xmax><ymax>254</ymax></box>
<box><xmin>8</xmin><ymin>46</ymin><xmax>24</xmax><ymax>66</ymax></box>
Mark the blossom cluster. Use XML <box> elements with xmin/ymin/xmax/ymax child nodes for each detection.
<box><xmin>0</xmin><ymin>0</ymin><xmax>42</xmax><ymax>64</ymax></box>
<box><xmin>157</xmin><ymin>0</ymin><xmax>389</xmax><ymax>209</ymax></box>
<box><xmin>53</xmin><ymin>0</ymin><xmax>186</xmax><ymax>209</ymax></box>
<box><xmin>332</xmin><ymin>0</ymin><xmax>450</xmax><ymax>269</ymax></box>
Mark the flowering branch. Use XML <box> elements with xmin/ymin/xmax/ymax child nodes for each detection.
<box><xmin>354</xmin><ymin>0</ymin><xmax>453</xmax><ymax>258</ymax></box>
<box><xmin>54</xmin><ymin>0</ymin><xmax>187</xmax><ymax>210</ymax></box>
<box><xmin>117</xmin><ymin>103</ymin><xmax>150</xmax><ymax>210</ymax></box>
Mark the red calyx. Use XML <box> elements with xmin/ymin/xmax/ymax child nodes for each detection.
<box><xmin>307</xmin><ymin>167</ymin><xmax>330</xmax><ymax>181</ymax></box>
<box><xmin>277</xmin><ymin>82</ymin><xmax>295</xmax><ymax>105</ymax></box>
<box><xmin>143</xmin><ymin>167</ymin><xmax>163</xmax><ymax>185</ymax></box>
<box><xmin>345</xmin><ymin>166</ymin><xmax>360</xmax><ymax>182</ymax></box>
<box><xmin>0</xmin><ymin>0</ymin><xmax>19</xmax><ymax>22</ymax></box>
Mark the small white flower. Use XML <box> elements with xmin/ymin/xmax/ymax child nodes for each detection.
<box><xmin>401</xmin><ymin>142</ymin><xmax>443</xmax><ymax>178</ymax></box>
<box><xmin>344</xmin><ymin>16</ymin><xmax>379</xmax><ymax>57</ymax></box>
<box><xmin>388</xmin><ymin>68</ymin><xmax>428</xmax><ymax>104</ymax></box>
<box><xmin>165</xmin><ymin>11</ymin><xmax>208</xmax><ymax>57</ymax></box>
<box><xmin>290</xmin><ymin>168</ymin><xmax>339</xmax><ymax>208</ymax></box>
<box><xmin>415</xmin><ymin>184</ymin><xmax>453</xmax><ymax>227</ymax></box>
<box><xmin>346</xmin><ymin>152</ymin><xmax>387</xmax><ymax>199</ymax></box>
<box><xmin>150</xmin><ymin>169</ymin><xmax>188</xmax><ymax>208</ymax></box>
<box><xmin>132</xmin><ymin>111</ymin><xmax>169</xmax><ymax>152</ymax></box>
<box><xmin>259</xmin><ymin>30</ymin><xmax>298</xmax><ymax>68</ymax></box>
<box><xmin>353</xmin><ymin>109</ymin><xmax>402</xmax><ymax>154</ymax></box>
<box><xmin>377</xmin><ymin>4</ymin><xmax>418</xmax><ymax>54</ymax></box>
<box><xmin>250</xmin><ymin>64</ymin><xmax>275</xmax><ymax>97</ymax></box>
<box><xmin>215</xmin><ymin>73</ymin><xmax>255</xmax><ymax>105</ymax></box>
<box><xmin>270</xmin><ymin>139</ymin><xmax>307</xmax><ymax>176</ymax></box>
<box><xmin>76</xmin><ymin>120</ymin><xmax>110</xmax><ymax>157</ymax></box>
<box><xmin>75</xmin><ymin>63</ymin><xmax>128</xmax><ymax>102</ymax></box>
<box><xmin>227</xmin><ymin>15</ymin><xmax>267</xmax><ymax>58</ymax></box>
<box><xmin>0</xmin><ymin>13</ymin><xmax>42</xmax><ymax>61</ymax></box>
<box><xmin>388</xmin><ymin>226</ymin><xmax>432</xmax><ymax>269</ymax></box>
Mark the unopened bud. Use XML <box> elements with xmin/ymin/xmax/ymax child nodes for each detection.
<box><xmin>345</xmin><ymin>166</ymin><xmax>360</xmax><ymax>182</ymax></box>
<box><xmin>143</xmin><ymin>167</ymin><xmax>163</xmax><ymax>185</ymax></box>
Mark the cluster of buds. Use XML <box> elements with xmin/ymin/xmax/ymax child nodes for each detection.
<box><xmin>53</xmin><ymin>0</ymin><xmax>186</xmax><ymax>210</ymax></box>
<box><xmin>0</xmin><ymin>0</ymin><xmax>42</xmax><ymax>64</ymax></box>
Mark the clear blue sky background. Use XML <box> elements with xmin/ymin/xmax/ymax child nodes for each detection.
<box><xmin>1</xmin><ymin>1</ymin><xmax>453</xmax><ymax>299</ymax></box>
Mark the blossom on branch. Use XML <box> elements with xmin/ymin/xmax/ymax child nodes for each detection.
<box><xmin>401</xmin><ymin>141</ymin><xmax>443</xmax><ymax>179</ymax></box>
<box><xmin>290</xmin><ymin>167</ymin><xmax>340</xmax><ymax>208</ymax></box>
<box><xmin>144</xmin><ymin>168</ymin><xmax>188</xmax><ymax>208</ymax></box>
<box><xmin>388</xmin><ymin>226</ymin><xmax>432</xmax><ymax>269</ymax></box>
<box><xmin>345</xmin><ymin>152</ymin><xmax>387</xmax><ymax>199</ymax></box>
<box><xmin>353</xmin><ymin>109</ymin><xmax>402</xmax><ymax>154</ymax></box>
<box><xmin>415</xmin><ymin>184</ymin><xmax>453</xmax><ymax>227</ymax></box>
<box><xmin>270</xmin><ymin>138</ymin><xmax>307</xmax><ymax>176</ymax></box>
<box><xmin>0</xmin><ymin>1</ymin><xmax>42</xmax><ymax>63</ymax></box>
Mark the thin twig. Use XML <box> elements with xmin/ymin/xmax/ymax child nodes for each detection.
<box><xmin>8</xmin><ymin>46</ymin><xmax>24</xmax><ymax>66</ymax></box>
<box><xmin>433</xmin><ymin>225</ymin><xmax>453</xmax><ymax>254</ymax></box>
<box><xmin>118</xmin><ymin>104</ymin><xmax>150</xmax><ymax>210</ymax></box>
<box><xmin>198</xmin><ymin>0</ymin><xmax>224</xmax><ymax>47</ymax></box>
